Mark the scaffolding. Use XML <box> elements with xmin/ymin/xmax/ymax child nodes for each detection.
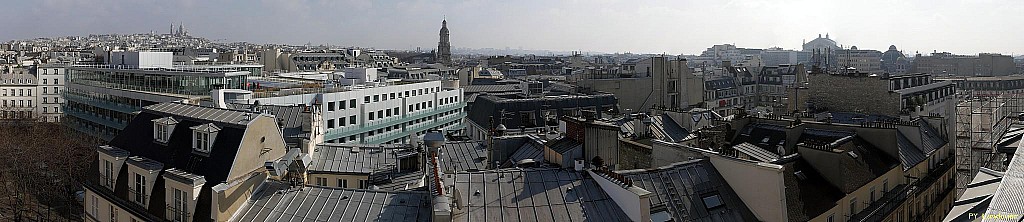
<box><xmin>954</xmin><ymin>88</ymin><xmax>1024</xmax><ymax>197</ymax></box>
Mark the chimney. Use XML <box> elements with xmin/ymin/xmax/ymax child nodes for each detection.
<box><xmin>574</xmin><ymin>159</ymin><xmax>585</xmax><ymax>171</ymax></box>
<box><xmin>582</xmin><ymin>109</ymin><xmax>596</xmax><ymax>122</ymax></box>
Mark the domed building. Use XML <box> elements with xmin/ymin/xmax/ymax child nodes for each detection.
<box><xmin>881</xmin><ymin>45</ymin><xmax>909</xmax><ymax>74</ymax></box>
<box><xmin>802</xmin><ymin>33</ymin><xmax>838</xmax><ymax>52</ymax></box>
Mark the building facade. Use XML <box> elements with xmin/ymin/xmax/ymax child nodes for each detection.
<box><xmin>911</xmin><ymin>52</ymin><xmax>1016</xmax><ymax>76</ymax></box>
<box><xmin>834</xmin><ymin>46</ymin><xmax>882</xmax><ymax>74</ymax></box>
<box><xmin>82</xmin><ymin>102</ymin><xmax>288</xmax><ymax>222</ymax></box>
<box><xmin>249</xmin><ymin>80</ymin><xmax>465</xmax><ymax>144</ymax></box>
<box><xmin>0</xmin><ymin>64</ymin><xmax>65</xmax><ymax>122</ymax></box>
<box><xmin>64</xmin><ymin>51</ymin><xmax>252</xmax><ymax>140</ymax></box>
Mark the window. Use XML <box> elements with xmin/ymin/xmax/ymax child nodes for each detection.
<box><xmin>349</xmin><ymin>116</ymin><xmax>356</xmax><ymax>125</ymax></box>
<box><xmin>850</xmin><ymin>198</ymin><xmax>857</xmax><ymax>215</ymax></box>
<box><xmin>103</xmin><ymin>160</ymin><xmax>114</xmax><ymax>188</ymax></box>
<box><xmin>337</xmin><ymin>101</ymin><xmax>344</xmax><ymax>110</ymax></box>
<box><xmin>27</xmin><ymin>89</ymin><xmax>31</xmax><ymax>96</ymax></box>
<box><xmin>359</xmin><ymin>179</ymin><xmax>368</xmax><ymax>189</ymax></box>
<box><xmin>377</xmin><ymin>110</ymin><xmax>384</xmax><ymax>119</ymax></box>
<box><xmin>349</xmin><ymin>99</ymin><xmax>356</xmax><ymax>108</ymax></box>
<box><xmin>316</xmin><ymin>177</ymin><xmax>328</xmax><ymax>186</ymax></box>
<box><xmin>870</xmin><ymin>187</ymin><xmax>876</xmax><ymax>202</ymax></box>
<box><xmin>153</xmin><ymin>117</ymin><xmax>177</xmax><ymax>143</ymax></box>
<box><xmin>327</xmin><ymin>119</ymin><xmax>335</xmax><ymax>128</ymax></box>
<box><xmin>827</xmin><ymin>214</ymin><xmax>834</xmax><ymax>222</ymax></box>
<box><xmin>340</xmin><ymin>117</ymin><xmax>347</xmax><ymax>126</ymax></box>
<box><xmin>171</xmin><ymin>188</ymin><xmax>187</xmax><ymax>222</ymax></box>
<box><xmin>328</xmin><ymin>102</ymin><xmax>335</xmax><ymax>111</ymax></box>
<box><xmin>191</xmin><ymin>123</ymin><xmax>219</xmax><ymax>154</ymax></box>
<box><xmin>91</xmin><ymin>195</ymin><xmax>98</xmax><ymax>217</ymax></box>
<box><xmin>702</xmin><ymin>195</ymin><xmax>723</xmax><ymax>209</ymax></box>
<box><xmin>110</xmin><ymin>205</ymin><xmax>118</xmax><ymax>222</ymax></box>
<box><xmin>364</xmin><ymin>96</ymin><xmax>370</xmax><ymax>103</ymax></box>
<box><xmin>373</xmin><ymin>95</ymin><xmax>379</xmax><ymax>102</ymax></box>
<box><xmin>339</xmin><ymin>179</ymin><xmax>347</xmax><ymax>188</ymax></box>
<box><xmin>134</xmin><ymin>173</ymin><xmax>147</xmax><ymax>205</ymax></box>
<box><xmin>195</xmin><ymin>131</ymin><xmax>210</xmax><ymax>152</ymax></box>
<box><xmin>369</xmin><ymin>112</ymin><xmax>375</xmax><ymax>120</ymax></box>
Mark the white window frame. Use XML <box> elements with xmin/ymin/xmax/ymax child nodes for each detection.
<box><xmin>133</xmin><ymin>173</ymin><xmax>147</xmax><ymax>205</ymax></box>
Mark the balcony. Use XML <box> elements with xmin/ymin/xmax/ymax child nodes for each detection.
<box><xmin>324</xmin><ymin>102</ymin><xmax>465</xmax><ymax>140</ymax></box>
<box><xmin>64</xmin><ymin>92</ymin><xmax>140</xmax><ymax>114</ymax></box>
<box><xmin>165</xmin><ymin>204</ymin><xmax>192</xmax><ymax>222</ymax></box>
<box><xmin>64</xmin><ymin>109</ymin><xmax>128</xmax><ymax>129</ymax></box>
<box><xmin>849</xmin><ymin>157</ymin><xmax>955</xmax><ymax>222</ymax></box>
<box><xmin>849</xmin><ymin>184</ymin><xmax>911</xmax><ymax>222</ymax></box>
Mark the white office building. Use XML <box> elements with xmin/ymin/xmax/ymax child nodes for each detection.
<box><xmin>248</xmin><ymin>80</ymin><xmax>465</xmax><ymax>144</ymax></box>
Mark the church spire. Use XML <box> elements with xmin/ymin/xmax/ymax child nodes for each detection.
<box><xmin>437</xmin><ymin>19</ymin><xmax>451</xmax><ymax>65</ymax></box>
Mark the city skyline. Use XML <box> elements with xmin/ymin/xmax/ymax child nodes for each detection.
<box><xmin>2</xmin><ymin>0</ymin><xmax>1023</xmax><ymax>56</ymax></box>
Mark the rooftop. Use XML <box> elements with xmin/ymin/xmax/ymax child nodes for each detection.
<box><xmin>437</xmin><ymin>141</ymin><xmax>489</xmax><ymax>172</ymax></box>
<box><xmin>618</xmin><ymin>159</ymin><xmax>758</xmax><ymax>222</ymax></box>
<box><xmin>145</xmin><ymin>102</ymin><xmax>262</xmax><ymax>127</ymax></box>
<box><xmin>231</xmin><ymin>181</ymin><xmax>431</xmax><ymax>222</ymax></box>
<box><xmin>450</xmin><ymin>168</ymin><xmax>632</xmax><ymax>222</ymax></box>
<box><xmin>309</xmin><ymin>144</ymin><xmax>417</xmax><ymax>174</ymax></box>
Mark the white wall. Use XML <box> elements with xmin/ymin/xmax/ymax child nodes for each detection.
<box><xmin>110</xmin><ymin>51</ymin><xmax>173</xmax><ymax>68</ymax></box>
<box><xmin>587</xmin><ymin>170</ymin><xmax>651</xmax><ymax>222</ymax></box>
<box><xmin>708</xmin><ymin>155</ymin><xmax>788</xmax><ymax>222</ymax></box>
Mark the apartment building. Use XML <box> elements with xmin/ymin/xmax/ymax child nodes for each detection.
<box><xmin>0</xmin><ymin>64</ymin><xmax>65</xmax><ymax>122</ymax></box>
<box><xmin>579</xmin><ymin>56</ymin><xmax>702</xmax><ymax>112</ymax></box>
<box><xmin>82</xmin><ymin>102</ymin><xmax>288</xmax><ymax>222</ymax></box>
<box><xmin>912</xmin><ymin>52</ymin><xmax>1016</xmax><ymax>76</ymax></box>
<box><xmin>673</xmin><ymin>116</ymin><xmax>956</xmax><ymax>222</ymax></box>
<box><xmin>834</xmin><ymin>46</ymin><xmax>883</xmax><ymax>74</ymax></box>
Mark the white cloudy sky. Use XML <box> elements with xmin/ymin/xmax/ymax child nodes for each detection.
<box><xmin>1</xmin><ymin>0</ymin><xmax>1021</xmax><ymax>55</ymax></box>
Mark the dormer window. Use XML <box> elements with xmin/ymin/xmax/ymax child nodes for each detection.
<box><xmin>190</xmin><ymin>123</ymin><xmax>220</xmax><ymax>155</ymax></box>
<box><xmin>152</xmin><ymin>117</ymin><xmax>179</xmax><ymax>143</ymax></box>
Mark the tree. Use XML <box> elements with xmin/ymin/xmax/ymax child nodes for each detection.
<box><xmin>0</xmin><ymin>117</ymin><xmax>100</xmax><ymax>221</ymax></box>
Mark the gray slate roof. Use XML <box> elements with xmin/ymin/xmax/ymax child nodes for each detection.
<box><xmin>621</xmin><ymin>114</ymin><xmax>689</xmax><ymax>143</ymax></box>
<box><xmin>451</xmin><ymin>169</ymin><xmax>631</xmax><ymax>222</ymax></box>
<box><xmin>145</xmin><ymin>102</ymin><xmax>259</xmax><ymax>127</ymax></box>
<box><xmin>619</xmin><ymin>160</ymin><xmax>758</xmax><ymax>222</ymax></box>
<box><xmin>733</xmin><ymin>142</ymin><xmax>780</xmax><ymax>162</ymax></box>
<box><xmin>985</xmin><ymin>139</ymin><xmax>1024</xmax><ymax>220</ymax></box>
<box><xmin>231</xmin><ymin>181</ymin><xmax>430</xmax><ymax>222</ymax></box>
<box><xmin>309</xmin><ymin>144</ymin><xmax>415</xmax><ymax>174</ymax></box>
<box><xmin>438</xmin><ymin>141</ymin><xmax>489</xmax><ymax>172</ymax></box>
<box><xmin>505</xmin><ymin>141</ymin><xmax>544</xmax><ymax>167</ymax></box>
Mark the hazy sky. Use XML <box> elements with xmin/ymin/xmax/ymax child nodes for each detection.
<box><xmin>2</xmin><ymin>0</ymin><xmax>1022</xmax><ymax>55</ymax></box>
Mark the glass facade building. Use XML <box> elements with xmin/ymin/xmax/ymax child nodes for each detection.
<box><xmin>64</xmin><ymin>65</ymin><xmax>253</xmax><ymax>140</ymax></box>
